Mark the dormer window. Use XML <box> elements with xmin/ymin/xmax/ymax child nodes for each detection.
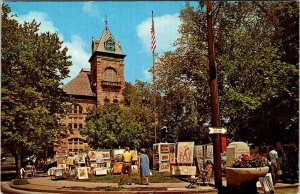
<box><xmin>104</xmin><ymin>36</ymin><xmax>115</xmax><ymax>51</ymax></box>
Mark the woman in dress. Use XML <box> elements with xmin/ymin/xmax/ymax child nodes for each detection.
<box><xmin>138</xmin><ymin>148</ymin><xmax>150</xmax><ymax>185</ymax></box>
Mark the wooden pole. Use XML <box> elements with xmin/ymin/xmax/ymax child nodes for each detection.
<box><xmin>206</xmin><ymin>0</ymin><xmax>222</xmax><ymax>189</ymax></box>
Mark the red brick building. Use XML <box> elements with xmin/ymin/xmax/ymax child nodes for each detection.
<box><xmin>54</xmin><ymin>25</ymin><xmax>126</xmax><ymax>154</ymax></box>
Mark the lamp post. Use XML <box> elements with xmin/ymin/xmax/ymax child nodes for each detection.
<box><xmin>207</xmin><ymin>0</ymin><xmax>222</xmax><ymax>190</ymax></box>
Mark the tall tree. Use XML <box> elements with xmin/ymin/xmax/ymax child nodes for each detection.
<box><xmin>155</xmin><ymin>2</ymin><xmax>298</xmax><ymax>145</ymax></box>
<box><xmin>1</xmin><ymin>4</ymin><xmax>71</xmax><ymax>177</ymax></box>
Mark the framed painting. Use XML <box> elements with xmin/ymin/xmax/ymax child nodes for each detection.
<box><xmin>113</xmin><ymin>149</ymin><xmax>125</xmax><ymax>162</ymax></box>
<box><xmin>171</xmin><ymin>166</ymin><xmax>196</xmax><ymax>176</ymax></box>
<box><xmin>159</xmin><ymin>162</ymin><xmax>170</xmax><ymax>172</ymax></box>
<box><xmin>77</xmin><ymin>167</ymin><xmax>88</xmax><ymax>179</ymax></box>
<box><xmin>160</xmin><ymin>153</ymin><xmax>170</xmax><ymax>162</ymax></box>
<box><xmin>101</xmin><ymin>151</ymin><xmax>111</xmax><ymax>160</ymax></box>
<box><xmin>177</xmin><ymin>142</ymin><xmax>194</xmax><ymax>164</ymax></box>
<box><xmin>169</xmin><ymin>143</ymin><xmax>176</xmax><ymax>153</ymax></box>
<box><xmin>89</xmin><ymin>151</ymin><xmax>96</xmax><ymax>161</ymax></box>
<box><xmin>113</xmin><ymin>162</ymin><xmax>123</xmax><ymax>174</ymax></box>
<box><xmin>194</xmin><ymin>145</ymin><xmax>204</xmax><ymax>158</ymax></box>
<box><xmin>130</xmin><ymin>150</ymin><xmax>138</xmax><ymax>161</ymax></box>
<box><xmin>169</xmin><ymin>153</ymin><xmax>176</xmax><ymax>164</ymax></box>
<box><xmin>160</xmin><ymin>144</ymin><xmax>170</xmax><ymax>153</ymax></box>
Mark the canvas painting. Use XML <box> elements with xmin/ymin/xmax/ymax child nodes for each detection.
<box><xmin>170</xmin><ymin>153</ymin><xmax>176</xmax><ymax>164</ymax></box>
<box><xmin>89</xmin><ymin>151</ymin><xmax>96</xmax><ymax>161</ymax></box>
<box><xmin>194</xmin><ymin>145</ymin><xmax>204</xmax><ymax>158</ymax></box>
<box><xmin>101</xmin><ymin>151</ymin><xmax>111</xmax><ymax>160</ymax></box>
<box><xmin>160</xmin><ymin>153</ymin><xmax>170</xmax><ymax>161</ymax></box>
<box><xmin>177</xmin><ymin>142</ymin><xmax>194</xmax><ymax>164</ymax></box>
<box><xmin>160</xmin><ymin>144</ymin><xmax>170</xmax><ymax>153</ymax></box>
<box><xmin>206</xmin><ymin>144</ymin><xmax>214</xmax><ymax>159</ymax></box>
<box><xmin>77</xmin><ymin>167</ymin><xmax>88</xmax><ymax>179</ymax></box>
<box><xmin>113</xmin><ymin>149</ymin><xmax>125</xmax><ymax>162</ymax></box>
<box><xmin>67</xmin><ymin>157</ymin><xmax>74</xmax><ymax>165</ymax></box>
<box><xmin>57</xmin><ymin>163</ymin><xmax>67</xmax><ymax>169</ymax></box>
<box><xmin>130</xmin><ymin>150</ymin><xmax>138</xmax><ymax>161</ymax></box>
<box><xmin>171</xmin><ymin>166</ymin><xmax>196</xmax><ymax>176</ymax></box>
<box><xmin>169</xmin><ymin>143</ymin><xmax>176</xmax><ymax>153</ymax></box>
<box><xmin>159</xmin><ymin>162</ymin><xmax>170</xmax><ymax>172</ymax></box>
<box><xmin>113</xmin><ymin>162</ymin><xmax>123</xmax><ymax>173</ymax></box>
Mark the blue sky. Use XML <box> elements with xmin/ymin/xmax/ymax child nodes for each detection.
<box><xmin>7</xmin><ymin>2</ymin><xmax>194</xmax><ymax>84</ymax></box>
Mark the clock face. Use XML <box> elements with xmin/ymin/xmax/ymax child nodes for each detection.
<box><xmin>105</xmin><ymin>36</ymin><xmax>115</xmax><ymax>51</ymax></box>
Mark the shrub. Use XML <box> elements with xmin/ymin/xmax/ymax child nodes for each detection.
<box><xmin>13</xmin><ymin>179</ymin><xmax>29</xmax><ymax>185</ymax></box>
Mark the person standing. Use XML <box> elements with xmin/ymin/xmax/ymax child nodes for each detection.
<box><xmin>269</xmin><ymin>146</ymin><xmax>279</xmax><ymax>184</ymax></box>
<box><xmin>119</xmin><ymin>147</ymin><xmax>133</xmax><ymax>185</ymax></box>
<box><xmin>138</xmin><ymin>148</ymin><xmax>150</xmax><ymax>185</ymax></box>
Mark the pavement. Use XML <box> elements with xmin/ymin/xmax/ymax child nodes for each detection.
<box><xmin>1</xmin><ymin>175</ymin><xmax>299</xmax><ymax>194</ymax></box>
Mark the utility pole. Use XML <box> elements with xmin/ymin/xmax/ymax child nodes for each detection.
<box><xmin>206</xmin><ymin>0</ymin><xmax>222</xmax><ymax>190</ymax></box>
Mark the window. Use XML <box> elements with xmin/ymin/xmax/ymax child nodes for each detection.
<box><xmin>68</xmin><ymin>123</ymin><xmax>72</xmax><ymax>129</ymax></box>
<box><xmin>79</xmin><ymin>124</ymin><xmax>83</xmax><ymax>129</ymax></box>
<box><xmin>103</xmin><ymin>68</ymin><xmax>117</xmax><ymax>82</ymax></box>
<box><xmin>74</xmin><ymin>124</ymin><xmax>78</xmax><ymax>129</ymax></box>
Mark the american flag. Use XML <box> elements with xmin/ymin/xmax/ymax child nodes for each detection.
<box><xmin>151</xmin><ymin>11</ymin><xmax>156</xmax><ymax>54</ymax></box>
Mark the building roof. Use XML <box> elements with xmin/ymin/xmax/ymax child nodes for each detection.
<box><xmin>93</xmin><ymin>27</ymin><xmax>124</xmax><ymax>55</ymax></box>
<box><xmin>63</xmin><ymin>69</ymin><xmax>95</xmax><ymax>97</ymax></box>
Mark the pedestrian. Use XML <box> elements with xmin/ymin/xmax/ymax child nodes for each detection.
<box><xmin>138</xmin><ymin>148</ymin><xmax>150</xmax><ymax>185</ymax></box>
<box><xmin>287</xmin><ymin>144</ymin><xmax>298</xmax><ymax>182</ymax></box>
<box><xmin>269</xmin><ymin>146</ymin><xmax>279</xmax><ymax>184</ymax></box>
<box><xmin>119</xmin><ymin>147</ymin><xmax>133</xmax><ymax>185</ymax></box>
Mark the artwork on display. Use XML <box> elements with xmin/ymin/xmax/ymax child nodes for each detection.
<box><xmin>169</xmin><ymin>144</ymin><xmax>175</xmax><ymax>153</ymax></box>
<box><xmin>55</xmin><ymin>169</ymin><xmax>63</xmax><ymax>177</ymax></box>
<box><xmin>57</xmin><ymin>164</ymin><xmax>67</xmax><ymax>169</ymax></box>
<box><xmin>66</xmin><ymin>157</ymin><xmax>74</xmax><ymax>165</ymax></box>
<box><xmin>196</xmin><ymin>158</ymin><xmax>204</xmax><ymax>173</ymax></box>
<box><xmin>96</xmin><ymin>152</ymin><xmax>104</xmax><ymax>163</ymax></box>
<box><xmin>169</xmin><ymin>153</ymin><xmax>176</xmax><ymax>164</ymax></box>
<box><xmin>206</xmin><ymin>145</ymin><xmax>214</xmax><ymax>159</ymax></box>
<box><xmin>159</xmin><ymin>162</ymin><xmax>170</xmax><ymax>172</ymax></box>
<box><xmin>160</xmin><ymin>144</ymin><xmax>170</xmax><ymax>153</ymax></box>
<box><xmin>160</xmin><ymin>154</ymin><xmax>170</xmax><ymax>161</ymax></box>
<box><xmin>90</xmin><ymin>163</ymin><xmax>97</xmax><ymax>168</ymax></box>
<box><xmin>77</xmin><ymin>167</ymin><xmax>88</xmax><ymax>179</ymax></box>
<box><xmin>177</xmin><ymin>142</ymin><xmax>194</xmax><ymax>164</ymax></box>
<box><xmin>95</xmin><ymin>167</ymin><xmax>108</xmax><ymax>175</ymax></box>
<box><xmin>171</xmin><ymin>166</ymin><xmax>196</xmax><ymax>176</ymax></box>
<box><xmin>89</xmin><ymin>151</ymin><xmax>96</xmax><ymax>161</ymax></box>
<box><xmin>113</xmin><ymin>162</ymin><xmax>123</xmax><ymax>173</ymax></box>
<box><xmin>194</xmin><ymin>145</ymin><xmax>204</xmax><ymax>158</ymax></box>
<box><xmin>130</xmin><ymin>150</ymin><xmax>138</xmax><ymax>161</ymax></box>
<box><xmin>113</xmin><ymin>149</ymin><xmax>125</xmax><ymax>162</ymax></box>
<box><xmin>77</xmin><ymin>153</ymin><xmax>86</xmax><ymax>164</ymax></box>
<box><xmin>101</xmin><ymin>151</ymin><xmax>111</xmax><ymax>160</ymax></box>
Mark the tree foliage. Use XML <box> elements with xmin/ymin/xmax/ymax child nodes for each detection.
<box><xmin>1</xmin><ymin>4</ymin><xmax>71</xmax><ymax>176</ymax></box>
<box><xmin>155</xmin><ymin>2</ymin><xmax>298</xmax><ymax>145</ymax></box>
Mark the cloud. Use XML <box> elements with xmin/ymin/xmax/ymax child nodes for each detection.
<box><xmin>83</xmin><ymin>2</ymin><xmax>100</xmax><ymax>17</ymax></box>
<box><xmin>13</xmin><ymin>11</ymin><xmax>89</xmax><ymax>84</ymax></box>
<box><xmin>63</xmin><ymin>35</ymin><xmax>90</xmax><ymax>83</ymax></box>
<box><xmin>15</xmin><ymin>11</ymin><xmax>63</xmax><ymax>39</ymax></box>
<box><xmin>137</xmin><ymin>13</ymin><xmax>181</xmax><ymax>54</ymax></box>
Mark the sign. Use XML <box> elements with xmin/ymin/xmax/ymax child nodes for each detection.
<box><xmin>171</xmin><ymin>166</ymin><xmax>196</xmax><ymax>176</ymax></box>
<box><xmin>208</xmin><ymin>127</ymin><xmax>226</xmax><ymax>134</ymax></box>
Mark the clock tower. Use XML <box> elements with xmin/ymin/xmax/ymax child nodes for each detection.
<box><xmin>89</xmin><ymin>24</ymin><xmax>126</xmax><ymax>106</ymax></box>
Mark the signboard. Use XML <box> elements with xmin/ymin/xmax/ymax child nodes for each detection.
<box><xmin>171</xmin><ymin>166</ymin><xmax>196</xmax><ymax>176</ymax></box>
<box><xmin>208</xmin><ymin>127</ymin><xmax>226</xmax><ymax>134</ymax></box>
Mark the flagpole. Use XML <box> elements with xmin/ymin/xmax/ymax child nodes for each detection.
<box><xmin>152</xmin><ymin>11</ymin><xmax>157</xmax><ymax>144</ymax></box>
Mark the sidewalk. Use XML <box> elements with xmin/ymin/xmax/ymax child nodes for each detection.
<box><xmin>1</xmin><ymin>176</ymin><xmax>298</xmax><ymax>194</ymax></box>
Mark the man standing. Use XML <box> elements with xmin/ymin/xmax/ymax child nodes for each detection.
<box><xmin>119</xmin><ymin>147</ymin><xmax>133</xmax><ymax>185</ymax></box>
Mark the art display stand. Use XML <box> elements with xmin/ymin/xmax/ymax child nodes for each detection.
<box><xmin>153</xmin><ymin>143</ymin><xmax>176</xmax><ymax>172</ymax></box>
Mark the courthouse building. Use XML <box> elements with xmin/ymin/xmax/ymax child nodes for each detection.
<box><xmin>54</xmin><ymin>24</ymin><xmax>126</xmax><ymax>155</ymax></box>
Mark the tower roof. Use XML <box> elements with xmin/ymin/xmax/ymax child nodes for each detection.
<box><xmin>92</xmin><ymin>27</ymin><xmax>124</xmax><ymax>55</ymax></box>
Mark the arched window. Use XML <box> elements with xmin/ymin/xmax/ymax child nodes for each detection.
<box><xmin>103</xmin><ymin>68</ymin><xmax>117</xmax><ymax>82</ymax></box>
<box><xmin>73</xmin><ymin>104</ymin><xmax>83</xmax><ymax>114</ymax></box>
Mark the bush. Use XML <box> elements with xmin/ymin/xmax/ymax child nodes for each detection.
<box><xmin>13</xmin><ymin>179</ymin><xmax>29</xmax><ymax>185</ymax></box>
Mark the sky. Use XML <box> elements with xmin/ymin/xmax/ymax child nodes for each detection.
<box><xmin>7</xmin><ymin>1</ymin><xmax>194</xmax><ymax>84</ymax></box>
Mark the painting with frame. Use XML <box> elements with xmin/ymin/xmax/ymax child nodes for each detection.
<box><xmin>177</xmin><ymin>142</ymin><xmax>194</xmax><ymax>164</ymax></box>
<box><xmin>77</xmin><ymin>167</ymin><xmax>88</xmax><ymax>179</ymax></box>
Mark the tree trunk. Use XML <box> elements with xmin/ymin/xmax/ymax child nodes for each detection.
<box><xmin>14</xmin><ymin>154</ymin><xmax>21</xmax><ymax>178</ymax></box>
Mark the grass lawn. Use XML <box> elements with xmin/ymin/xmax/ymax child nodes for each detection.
<box><xmin>67</xmin><ymin>170</ymin><xmax>185</xmax><ymax>184</ymax></box>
